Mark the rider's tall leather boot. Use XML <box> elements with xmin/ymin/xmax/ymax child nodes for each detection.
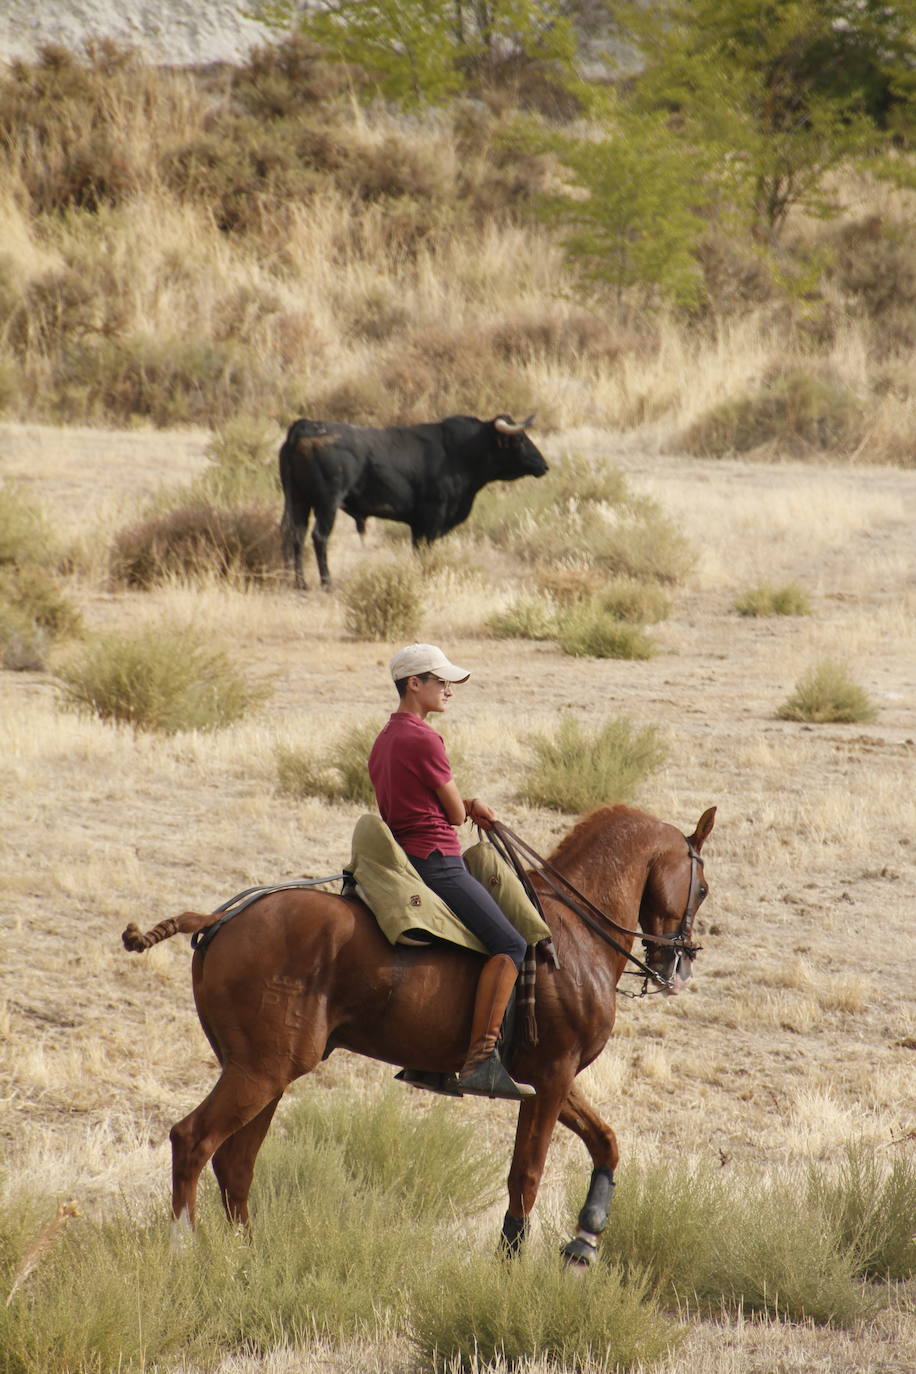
<box><xmin>458</xmin><ymin>953</ymin><xmax>535</xmax><ymax>1100</ymax></box>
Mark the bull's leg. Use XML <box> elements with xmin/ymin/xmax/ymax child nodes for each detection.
<box><xmin>557</xmin><ymin>1082</ymin><xmax>620</xmax><ymax>1268</ymax></box>
<box><xmin>281</xmin><ymin>505</ymin><xmax>309</xmax><ymax>591</ymax></box>
<box><xmin>210</xmin><ymin>1093</ymin><xmax>282</xmax><ymax>1228</ymax></box>
<box><xmin>311</xmin><ymin>504</ymin><xmax>338</xmax><ymax>590</ymax></box>
<box><xmin>500</xmin><ymin>1081</ymin><xmax>569</xmax><ymax>1258</ymax></box>
<box><xmin>169</xmin><ymin>1067</ymin><xmax>286</xmax><ymax>1236</ymax></box>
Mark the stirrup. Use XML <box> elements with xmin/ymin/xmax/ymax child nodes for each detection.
<box><xmin>458</xmin><ymin>1052</ymin><xmax>535</xmax><ymax>1101</ymax></box>
<box><xmin>394</xmin><ymin>1069</ymin><xmax>464</xmax><ymax>1097</ymax></box>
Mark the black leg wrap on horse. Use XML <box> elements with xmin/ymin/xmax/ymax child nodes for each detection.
<box><xmin>578</xmin><ymin>1166</ymin><xmax>615</xmax><ymax>1234</ymax></box>
<box><xmin>499</xmin><ymin>1211</ymin><xmax>529</xmax><ymax>1257</ymax></box>
<box><xmin>561</xmin><ymin>1234</ymin><xmax>600</xmax><ymax>1266</ymax></box>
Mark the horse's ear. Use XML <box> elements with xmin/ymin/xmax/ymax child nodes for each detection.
<box><xmin>688</xmin><ymin>806</ymin><xmax>717</xmax><ymax>852</ymax></box>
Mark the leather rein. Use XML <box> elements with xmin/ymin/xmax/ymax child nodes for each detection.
<box><xmin>487</xmin><ymin>821</ymin><xmax>703</xmax><ymax>995</ymax></box>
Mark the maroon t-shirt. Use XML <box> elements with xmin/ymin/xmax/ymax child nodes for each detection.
<box><xmin>368</xmin><ymin>711</ymin><xmax>461</xmax><ymax>858</ymax></box>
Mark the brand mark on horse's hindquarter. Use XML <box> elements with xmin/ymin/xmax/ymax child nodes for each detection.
<box><xmin>259</xmin><ymin>974</ymin><xmax>309</xmax><ymax>1027</ymax></box>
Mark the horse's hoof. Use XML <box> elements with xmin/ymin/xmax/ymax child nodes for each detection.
<box><xmin>561</xmin><ymin>1235</ymin><xmax>599</xmax><ymax>1268</ymax></box>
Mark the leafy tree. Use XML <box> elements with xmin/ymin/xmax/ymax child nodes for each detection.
<box><xmin>251</xmin><ymin>1</ymin><xmax>579</xmax><ymax>106</ymax></box>
<box><xmin>543</xmin><ymin>101</ymin><xmax>709</xmax><ymax>308</ymax></box>
<box><xmin>607</xmin><ymin>0</ymin><xmax>916</xmax><ymax>239</ymax></box>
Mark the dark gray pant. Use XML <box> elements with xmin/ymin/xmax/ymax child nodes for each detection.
<box><xmin>407</xmin><ymin>850</ymin><xmax>527</xmax><ymax>969</ymax></box>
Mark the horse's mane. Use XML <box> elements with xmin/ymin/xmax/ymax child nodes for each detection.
<box><xmin>545</xmin><ymin>803</ymin><xmax>652</xmax><ymax>870</ymax></box>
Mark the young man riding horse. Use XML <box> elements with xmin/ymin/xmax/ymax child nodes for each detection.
<box><xmin>367</xmin><ymin>643</ymin><xmax>534</xmax><ymax>1102</ymax></box>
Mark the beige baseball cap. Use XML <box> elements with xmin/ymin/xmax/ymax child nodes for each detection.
<box><xmin>389</xmin><ymin>643</ymin><xmax>471</xmax><ymax>684</ymax></box>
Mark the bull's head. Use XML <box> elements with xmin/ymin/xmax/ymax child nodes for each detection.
<box><xmin>491</xmin><ymin>414</ymin><xmax>548</xmax><ymax>478</ymax></box>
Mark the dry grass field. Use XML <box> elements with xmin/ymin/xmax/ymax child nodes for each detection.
<box><xmin>1</xmin><ymin>417</ymin><xmax>914</xmax><ymax>1371</ymax></box>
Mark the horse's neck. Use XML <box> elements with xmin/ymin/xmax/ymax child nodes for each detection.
<box><xmin>554</xmin><ymin>847</ymin><xmax>647</xmax><ymax>937</ymax></box>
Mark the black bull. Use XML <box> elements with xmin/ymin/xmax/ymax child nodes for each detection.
<box><xmin>278</xmin><ymin>413</ymin><xmax>548</xmax><ymax>589</ymax></box>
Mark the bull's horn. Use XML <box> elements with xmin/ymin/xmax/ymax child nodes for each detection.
<box><xmin>494</xmin><ymin>413</ymin><xmax>536</xmax><ymax>434</ymax></box>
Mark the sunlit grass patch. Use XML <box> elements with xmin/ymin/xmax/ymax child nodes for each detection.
<box><xmin>190</xmin><ymin>415</ymin><xmax>281</xmax><ymax>506</ymax></box>
<box><xmin>521</xmin><ymin>714</ymin><xmax>667</xmax><ymax>812</ymax></box>
<box><xmin>590</xmin><ymin>1153</ymin><xmax>886</xmax><ymax>1327</ymax></box>
<box><xmin>56</xmin><ymin>619</ymin><xmax>269</xmax><ymax>733</ymax></box>
<box><xmin>777</xmin><ymin>659</ymin><xmax>877</xmax><ymax>724</ymax></box>
<box><xmin>733</xmin><ymin>581</ymin><xmax>812</xmax><ymax>617</ymax></box>
<box><xmin>410</xmin><ymin>1251</ymin><xmax>678</xmax><ymax>1372</ymax></box>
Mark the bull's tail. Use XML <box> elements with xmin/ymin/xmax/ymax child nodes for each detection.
<box><xmin>122</xmin><ymin>911</ymin><xmax>214</xmax><ymax>953</ymax></box>
<box><xmin>278</xmin><ymin>429</ymin><xmax>312</xmax><ymax>588</ymax></box>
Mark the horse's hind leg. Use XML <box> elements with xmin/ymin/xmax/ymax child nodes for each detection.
<box><xmin>557</xmin><ymin>1082</ymin><xmax>620</xmax><ymax>1267</ymax></box>
<box><xmin>210</xmin><ymin>1094</ymin><xmax>282</xmax><ymax>1228</ymax></box>
<box><xmin>169</xmin><ymin>1068</ymin><xmax>285</xmax><ymax>1234</ymax></box>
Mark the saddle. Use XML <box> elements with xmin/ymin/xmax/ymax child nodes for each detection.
<box><xmin>344</xmin><ymin>814</ymin><xmax>552</xmax><ymax>951</ymax></box>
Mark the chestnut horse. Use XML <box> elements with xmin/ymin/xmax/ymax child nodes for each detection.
<box><xmin>122</xmin><ymin>802</ymin><xmax>715</xmax><ymax>1263</ymax></box>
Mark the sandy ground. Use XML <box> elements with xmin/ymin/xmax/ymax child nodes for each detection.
<box><xmin>0</xmin><ymin>419</ymin><xmax>914</xmax><ymax>1370</ymax></box>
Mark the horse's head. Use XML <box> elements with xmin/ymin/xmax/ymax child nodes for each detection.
<box><xmin>638</xmin><ymin>806</ymin><xmax>716</xmax><ymax>995</ymax></box>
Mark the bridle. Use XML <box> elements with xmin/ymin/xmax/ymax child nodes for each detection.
<box><xmin>487</xmin><ymin>821</ymin><xmax>704</xmax><ymax>996</ymax></box>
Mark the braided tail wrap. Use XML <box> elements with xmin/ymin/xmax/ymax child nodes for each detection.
<box><xmin>122</xmin><ymin>912</ymin><xmax>212</xmax><ymax>952</ymax></box>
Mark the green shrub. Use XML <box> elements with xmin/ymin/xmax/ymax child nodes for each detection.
<box><xmin>681</xmin><ymin>368</ymin><xmax>865</xmax><ymax>458</ymax></box>
<box><xmin>806</xmin><ymin>1141</ymin><xmax>916</xmax><ymax>1281</ymax></box>
<box><xmin>0</xmin><ymin>484</ymin><xmax>53</xmax><ymax>569</ymax></box>
<box><xmin>777</xmin><ymin>659</ymin><xmax>877</xmax><ymax>724</ymax></box>
<box><xmin>596</xmin><ymin>576</ymin><xmax>672</xmax><ymax>623</ymax></box>
<box><xmin>109</xmin><ymin>504</ymin><xmax>282</xmax><ymax>587</ymax></box>
<box><xmin>276</xmin><ymin>720</ymin><xmax>383</xmax><ymax>806</ymax></box>
<box><xmin>275</xmin><ymin>742</ymin><xmax>343</xmax><ymax>802</ymax></box>
<box><xmin>340</xmin><ymin>560</ymin><xmax>422</xmax><ymax>640</ymax></box>
<box><xmin>469</xmin><ymin>460</ymin><xmax>694</xmax><ymax>585</ymax></box>
<box><xmin>556</xmin><ymin>603</ymin><xmax>657</xmax><ymax>660</ymax></box>
<box><xmin>734</xmin><ymin>581</ymin><xmax>811</xmax><ymax>617</ymax></box>
<box><xmin>487</xmin><ymin>596</ymin><xmax>558</xmax><ymax>640</ymax></box>
<box><xmin>329</xmin><ymin>719</ymin><xmax>384</xmax><ymax>807</ymax></box>
<box><xmin>0</xmin><ymin>601</ymin><xmax>48</xmax><ymax>671</ymax></box>
<box><xmin>521</xmin><ymin>714</ymin><xmax>667</xmax><ymax>812</ymax></box>
<box><xmin>411</xmin><ymin>1252</ymin><xmax>677</xmax><ymax>1372</ymax></box>
<box><xmin>57</xmin><ymin>620</ymin><xmax>269</xmax><ymax>733</ymax></box>
<box><xmin>192</xmin><ymin>416</ymin><xmax>280</xmax><ymax>506</ymax></box>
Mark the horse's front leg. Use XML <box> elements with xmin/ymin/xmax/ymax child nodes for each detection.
<box><xmin>557</xmin><ymin>1081</ymin><xmax>620</xmax><ymax>1268</ymax></box>
<box><xmin>500</xmin><ymin>1080</ymin><xmax>571</xmax><ymax>1258</ymax></box>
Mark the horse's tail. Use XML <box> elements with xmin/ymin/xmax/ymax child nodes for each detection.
<box><xmin>122</xmin><ymin>911</ymin><xmax>213</xmax><ymax>953</ymax></box>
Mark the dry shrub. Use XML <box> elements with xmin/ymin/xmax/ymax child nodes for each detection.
<box><xmin>694</xmin><ymin>231</ymin><xmax>778</xmax><ymax>319</ymax></box>
<box><xmin>162</xmin><ymin>116</ymin><xmax>323</xmax><ymax>236</ymax></box>
<box><xmin>52</xmin><ymin>335</ymin><xmax>284</xmax><ymax>427</ymax></box>
<box><xmin>377</xmin><ymin>324</ymin><xmax>520</xmax><ymax>420</ymax></box>
<box><xmin>831</xmin><ymin>215</ymin><xmax>916</xmax><ymax>356</ymax></box>
<box><xmin>109</xmin><ymin>504</ymin><xmax>282</xmax><ymax>588</ymax></box>
<box><xmin>487</xmin><ymin>307</ymin><xmax>630</xmax><ymax>367</ymax></box>
<box><xmin>681</xmin><ymin>367</ymin><xmax>865</xmax><ymax>459</ymax></box>
<box><xmin>340</xmin><ymin>560</ymin><xmax>422</xmax><ymax>641</ymax></box>
<box><xmin>0</xmin><ymin>42</ymin><xmax>182</xmax><ymax>215</ymax></box>
<box><xmin>232</xmin><ymin>36</ymin><xmax>360</xmax><ymax>120</ymax></box>
<box><xmin>777</xmin><ymin>660</ymin><xmax>877</xmax><ymax>725</ymax></box>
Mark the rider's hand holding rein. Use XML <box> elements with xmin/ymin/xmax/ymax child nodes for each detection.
<box><xmin>465</xmin><ymin>797</ymin><xmax>496</xmax><ymax>829</ymax></box>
